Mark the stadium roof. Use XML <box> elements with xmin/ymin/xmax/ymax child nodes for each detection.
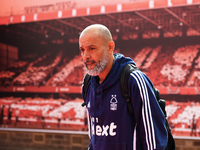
<box><xmin>0</xmin><ymin>0</ymin><xmax>200</xmax><ymax>44</ymax></box>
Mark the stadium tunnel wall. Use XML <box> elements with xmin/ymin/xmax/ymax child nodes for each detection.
<box><xmin>0</xmin><ymin>130</ymin><xmax>200</xmax><ymax>150</ymax></box>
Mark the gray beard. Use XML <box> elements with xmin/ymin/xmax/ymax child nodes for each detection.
<box><xmin>86</xmin><ymin>50</ymin><xmax>109</xmax><ymax>76</ymax></box>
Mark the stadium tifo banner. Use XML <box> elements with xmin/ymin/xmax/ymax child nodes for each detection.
<box><xmin>0</xmin><ymin>0</ymin><xmax>200</xmax><ymax>25</ymax></box>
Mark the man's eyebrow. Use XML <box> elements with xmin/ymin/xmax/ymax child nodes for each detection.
<box><xmin>87</xmin><ymin>44</ymin><xmax>96</xmax><ymax>47</ymax></box>
<box><xmin>80</xmin><ymin>45</ymin><xmax>96</xmax><ymax>49</ymax></box>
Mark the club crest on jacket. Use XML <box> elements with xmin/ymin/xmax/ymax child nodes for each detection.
<box><xmin>110</xmin><ymin>95</ymin><xmax>118</xmax><ymax>111</ymax></box>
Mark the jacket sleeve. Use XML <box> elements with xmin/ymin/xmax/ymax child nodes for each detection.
<box><xmin>129</xmin><ymin>70</ymin><xmax>168</xmax><ymax>150</ymax></box>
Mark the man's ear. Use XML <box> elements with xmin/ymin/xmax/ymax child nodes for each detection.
<box><xmin>107</xmin><ymin>41</ymin><xmax>115</xmax><ymax>53</ymax></box>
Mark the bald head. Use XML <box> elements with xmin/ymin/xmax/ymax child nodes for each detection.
<box><xmin>79</xmin><ymin>24</ymin><xmax>113</xmax><ymax>44</ymax></box>
<box><xmin>79</xmin><ymin>24</ymin><xmax>115</xmax><ymax>80</ymax></box>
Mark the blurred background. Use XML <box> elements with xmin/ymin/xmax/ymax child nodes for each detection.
<box><xmin>0</xmin><ymin>0</ymin><xmax>200</xmax><ymax>149</ymax></box>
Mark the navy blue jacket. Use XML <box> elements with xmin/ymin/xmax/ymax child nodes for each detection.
<box><xmin>82</xmin><ymin>53</ymin><xmax>168</xmax><ymax>150</ymax></box>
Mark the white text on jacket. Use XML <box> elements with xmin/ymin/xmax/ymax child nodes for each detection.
<box><xmin>91</xmin><ymin>122</ymin><xmax>117</xmax><ymax>136</ymax></box>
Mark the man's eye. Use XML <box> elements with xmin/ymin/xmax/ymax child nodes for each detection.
<box><xmin>80</xmin><ymin>49</ymin><xmax>84</xmax><ymax>52</ymax></box>
<box><xmin>90</xmin><ymin>48</ymin><xmax>95</xmax><ymax>50</ymax></box>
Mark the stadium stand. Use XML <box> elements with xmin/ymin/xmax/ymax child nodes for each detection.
<box><xmin>0</xmin><ymin>96</ymin><xmax>199</xmax><ymax>136</ymax></box>
<box><xmin>0</xmin><ymin>42</ymin><xmax>199</xmax><ymax>88</ymax></box>
<box><xmin>47</xmin><ymin>55</ymin><xmax>85</xmax><ymax>87</ymax></box>
<box><xmin>0</xmin><ymin>96</ymin><xmax>86</xmax><ymax>130</ymax></box>
<box><xmin>0</xmin><ymin>37</ymin><xmax>200</xmax><ymax>135</ymax></box>
<box><xmin>12</xmin><ymin>50</ymin><xmax>63</xmax><ymax>86</ymax></box>
<box><xmin>124</xmin><ymin>43</ymin><xmax>200</xmax><ymax>87</ymax></box>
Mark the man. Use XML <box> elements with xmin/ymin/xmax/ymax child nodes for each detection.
<box><xmin>190</xmin><ymin>114</ymin><xmax>197</xmax><ymax>136</ymax></box>
<box><xmin>14</xmin><ymin>108</ymin><xmax>20</xmax><ymax>126</ymax></box>
<box><xmin>0</xmin><ymin>105</ymin><xmax>5</xmax><ymax>125</ymax></box>
<box><xmin>79</xmin><ymin>24</ymin><xmax>167</xmax><ymax>150</ymax></box>
<box><xmin>7</xmin><ymin>105</ymin><xmax>12</xmax><ymax>125</ymax></box>
<box><xmin>57</xmin><ymin>111</ymin><xmax>62</xmax><ymax>128</ymax></box>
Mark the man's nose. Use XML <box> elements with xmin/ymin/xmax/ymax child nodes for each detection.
<box><xmin>83</xmin><ymin>50</ymin><xmax>90</xmax><ymax>60</ymax></box>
